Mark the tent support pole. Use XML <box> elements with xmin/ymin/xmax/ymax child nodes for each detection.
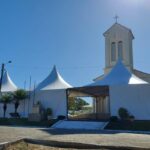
<box><xmin>66</xmin><ymin>89</ymin><xmax>69</xmax><ymax>120</ymax></box>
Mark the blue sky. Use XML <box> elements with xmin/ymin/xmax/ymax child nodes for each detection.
<box><xmin>0</xmin><ymin>0</ymin><xmax>150</xmax><ymax>89</ymax></box>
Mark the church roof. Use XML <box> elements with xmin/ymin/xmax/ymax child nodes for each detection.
<box><xmin>88</xmin><ymin>60</ymin><xmax>148</xmax><ymax>86</ymax></box>
<box><xmin>133</xmin><ymin>69</ymin><xmax>150</xmax><ymax>76</ymax></box>
<box><xmin>1</xmin><ymin>71</ymin><xmax>18</xmax><ymax>92</ymax></box>
<box><xmin>103</xmin><ymin>23</ymin><xmax>134</xmax><ymax>39</ymax></box>
<box><xmin>133</xmin><ymin>69</ymin><xmax>150</xmax><ymax>83</ymax></box>
<box><xmin>35</xmin><ymin>66</ymin><xmax>72</xmax><ymax>90</ymax></box>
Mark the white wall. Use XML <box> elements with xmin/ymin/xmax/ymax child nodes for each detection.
<box><xmin>0</xmin><ymin>98</ymin><xmax>31</xmax><ymax>118</ymax></box>
<box><xmin>0</xmin><ymin>89</ymin><xmax>67</xmax><ymax>118</ymax></box>
<box><xmin>110</xmin><ymin>84</ymin><xmax>150</xmax><ymax>120</ymax></box>
<box><xmin>33</xmin><ymin>89</ymin><xmax>67</xmax><ymax>118</ymax></box>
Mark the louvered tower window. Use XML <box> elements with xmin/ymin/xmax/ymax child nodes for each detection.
<box><xmin>118</xmin><ymin>41</ymin><xmax>123</xmax><ymax>60</ymax></box>
<box><xmin>111</xmin><ymin>42</ymin><xmax>116</xmax><ymax>62</ymax></box>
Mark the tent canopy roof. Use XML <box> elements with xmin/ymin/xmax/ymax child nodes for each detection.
<box><xmin>67</xmin><ymin>60</ymin><xmax>148</xmax><ymax>97</ymax></box>
<box><xmin>1</xmin><ymin>71</ymin><xmax>18</xmax><ymax>92</ymax></box>
<box><xmin>36</xmin><ymin>66</ymin><xmax>72</xmax><ymax>90</ymax></box>
<box><xmin>88</xmin><ymin>59</ymin><xmax>148</xmax><ymax>86</ymax></box>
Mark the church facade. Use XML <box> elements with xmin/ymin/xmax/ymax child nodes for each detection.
<box><xmin>67</xmin><ymin>22</ymin><xmax>150</xmax><ymax>120</ymax></box>
<box><xmin>94</xmin><ymin>23</ymin><xmax>150</xmax><ymax>83</ymax></box>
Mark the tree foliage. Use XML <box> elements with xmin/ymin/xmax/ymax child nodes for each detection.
<box><xmin>13</xmin><ymin>89</ymin><xmax>27</xmax><ymax>101</ymax></box>
<box><xmin>68</xmin><ymin>97</ymin><xmax>89</xmax><ymax>111</ymax></box>
<box><xmin>13</xmin><ymin>89</ymin><xmax>27</xmax><ymax>113</ymax></box>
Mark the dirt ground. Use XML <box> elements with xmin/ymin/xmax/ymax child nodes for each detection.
<box><xmin>5</xmin><ymin>141</ymin><xmax>109</xmax><ymax>150</ymax></box>
<box><xmin>0</xmin><ymin>126</ymin><xmax>150</xmax><ymax>149</ymax></box>
<box><xmin>5</xmin><ymin>141</ymin><xmax>75</xmax><ymax>150</ymax></box>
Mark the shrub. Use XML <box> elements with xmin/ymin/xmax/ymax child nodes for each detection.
<box><xmin>46</xmin><ymin>108</ymin><xmax>52</xmax><ymax>116</ymax></box>
<box><xmin>9</xmin><ymin>112</ymin><xmax>20</xmax><ymax>118</ymax></box>
<box><xmin>129</xmin><ymin>115</ymin><xmax>135</xmax><ymax>122</ymax></box>
<box><xmin>118</xmin><ymin>107</ymin><xmax>129</xmax><ymax>120</ymax></box>
<box><xmin>110</xmin><ymin>116</ymin><xmax>118</xmax><ymax>122</ymax></box>
<box><xmin>129</xmin><ymin>115</ymin><xmax>135</xmax><ymax>119</ymax></box>
<box><xmin>57</xmin><ymin>115</ymin><xmax>66</xmax><ymax>120</ymax></box>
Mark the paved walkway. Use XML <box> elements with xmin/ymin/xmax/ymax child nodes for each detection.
<box><xmin>0</xmin><ymin>126</ymin><xmax>150</xmax><ymax>148</ymax></box>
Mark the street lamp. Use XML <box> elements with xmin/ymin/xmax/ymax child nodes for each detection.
<box><xmin>0</xmin><ymin>61</ymin><xmax>12</xmax><ymax>94</ymax></box>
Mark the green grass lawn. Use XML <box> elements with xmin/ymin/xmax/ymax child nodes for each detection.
<box><xmin>105</xmin><ymin>120</ymin><xmax>150</xmax><ymax>131</ymax></box>
<box><xmin>0</xmin><ymin>118</ymin><xmax>58</xmax><ymax>127</ymax></box>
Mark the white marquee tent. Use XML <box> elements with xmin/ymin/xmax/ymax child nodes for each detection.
<box><xmin>33</xmin><ymin>66</ymin><xmax>72</xmax><ymax>118</ymax></box>
<box><xmin>36</xmin><ymin>66</ymin><xmax>71</xmax><ymax>90</ymax></box>
<box><xmin>0</xmin><ymin>67</ymin><xmax>72</xmax><ymax>118</ymax></box>
<box><xmin>89</xmin><ymin>59</ymin><xmax>148</xmax><ymax>86</ymax></box>
<box><xmin>1</xmin><ymin>71</ymin><xmax>18</xmax><ymax>92</ymax></box>
<box><xmin>0</xmin><ymin>71</ymin><xmax>19</xmax><ymax>117</ymax></box>
<box><xmin>68</xmin><ymin>60</ymin><xmax>150</xmax><ymax>120</ymax></box>
<box><xmin>91</xmin><ymin>60</ymin><xmax>150</xmax><ymax>120</ymax></box>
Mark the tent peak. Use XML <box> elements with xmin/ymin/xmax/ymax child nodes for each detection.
<box><xmin>88</xmin><ymin>59</ymin><xmax>148</xmax><ymax>86</ymax></box>
<box><xmin>36</xmin><ymin>66</ymin><xmax>72</xmax><ymax>90</ymax></box>
<box><xmin>1</xmin><ymin>70</ymin><xmax>18</xmax><ymax>92</ymax></box>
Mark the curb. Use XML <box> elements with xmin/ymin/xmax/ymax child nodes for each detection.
<box><xmin>1</xmin><ymin>138</ymin><xmax>150</xmax><ymax>150</ymax></box>
<box><xmin>104</xmin><ymin>129</ymin><xmax>150</xmax><ymax>134</ymax></box>
<box><xmin>24</xmin><ymin>138</ymin><xmax>150</xmax><ymax>150</ymax></box>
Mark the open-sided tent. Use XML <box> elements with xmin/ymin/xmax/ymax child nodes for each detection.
<box><xmin>68</xmin><ymin>60</ymin><xmax>150</xmax><ymax>120</ymax></box>
<box><xmin>33</xmin><ymin>66</ymin><xmax>72</xmax><ymax>118</ymax></box>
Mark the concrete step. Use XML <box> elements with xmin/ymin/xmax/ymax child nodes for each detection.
<box><xmin>51</xmin><ymin>120</ymin><xmax>108</xmax><ymax>130</ymax></box>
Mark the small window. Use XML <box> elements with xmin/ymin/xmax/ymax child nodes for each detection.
<box><xmin>118</xmin><ymin>41</ymin><xmax>123</xmax><ymax>60</ymax></box>
<box><xmin>111</xmin><ymin>42</ymin><xmax>116</xmax><ymax>62</ymax></box>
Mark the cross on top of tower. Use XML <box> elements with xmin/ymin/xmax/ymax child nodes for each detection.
<box><xmin>114</xmin><ymin>15</ymin><xmax>119</xmax><ymax>23</ymax></box>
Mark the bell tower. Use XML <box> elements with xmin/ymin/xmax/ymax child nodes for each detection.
<box><xmin>103</xmin><ymin>22</ymin><xmax>134</xmax><ymax>74</ymax></box>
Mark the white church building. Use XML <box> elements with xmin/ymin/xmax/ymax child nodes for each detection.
<box><xmin>67</xmin><ymin>22</ymin><xmax>150</xmax><ymax>120</ymax></box>
<box><xmin>95</xmin><ymin>22</ymin><xmax>150</xmax><ymax>82</ymax></box>
<box><xmin>0</xmin><ymin>22</ymin><xmax>150</xmax><ymax>121</ymax></box>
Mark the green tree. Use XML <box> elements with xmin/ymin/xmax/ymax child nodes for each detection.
<box><xmin>68</xmin><ymin>97</ymin><xmax>89</xmax><ymax>111</ymax></box>
<box><xmin>0</xmin><ymin>93</ymin><xmax>13</xmax><ymax>118</ymax></box>
<box><xmin>75</xmin><ymin>98</ymin><xmax>88</xmax><ymax>110</ymax></box>
<box><xmin>68</xmin><ymin>97</ymin><xmax>76</xmax><ymax>110</ymax></box>
<box><xmin>13</xmin><ymin>89</ymin><xmax>27</xmax><ymax>113</ymax></box>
